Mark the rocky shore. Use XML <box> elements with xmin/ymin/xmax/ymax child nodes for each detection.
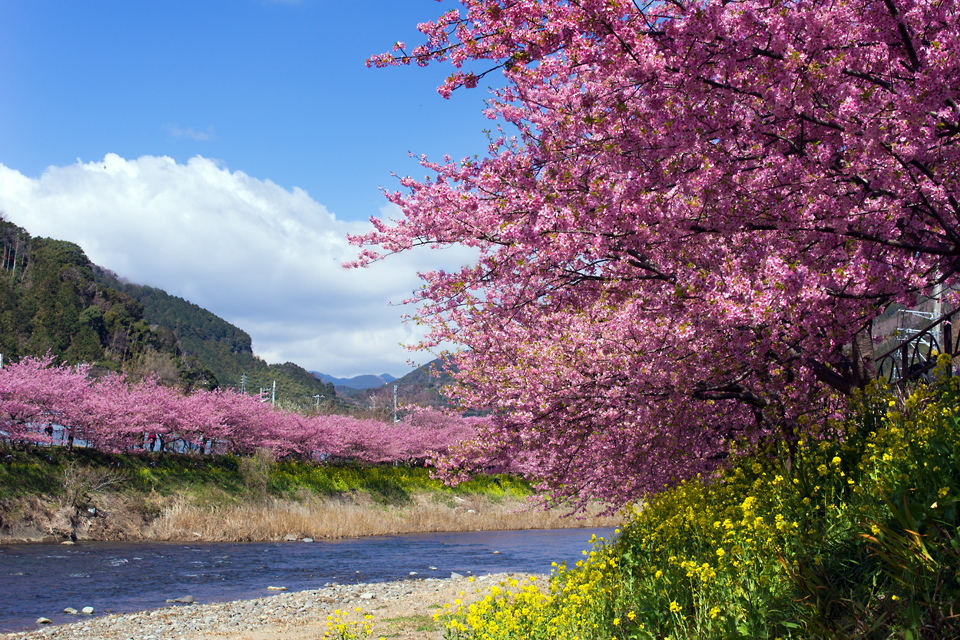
<box><xmin>2</xmin><ymin>572</ymin><xmax>536</xmax><ymax>640</ymax></box>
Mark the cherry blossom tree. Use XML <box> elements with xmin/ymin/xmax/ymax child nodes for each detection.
<box><xmin>397</xmin><ymin>406</ymin><xmax>482</xmax><ymax>462</ymax></box>
<box><xmin>354</xmin><ymin>0</ymin><xmax>960</xmax><ymax>504</ymax></box>
<box><xmin>0</xmin><ymin>355</ymin><xmax>93</xmax><ymax>446</ymax></box>
<box><xmin>83</xmin><ymin>372</ymin><xmax>143</xmax><ymax>452</ymax></box>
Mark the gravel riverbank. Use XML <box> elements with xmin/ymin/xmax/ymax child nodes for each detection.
<box><xmin>2</xmin><ymin>572</ymin><xmax>537</xmax><ymax>640</ymax></box>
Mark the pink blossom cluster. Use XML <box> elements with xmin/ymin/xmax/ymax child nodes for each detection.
<box><xmin>0</xmin><ymin>356</ymin><xmax>480</xmax><ymax>463</ymax></box>
<box><xmin>353</xmin><ymin>0</ymin><xmax>960</xmax><ymax>506</ymax></box>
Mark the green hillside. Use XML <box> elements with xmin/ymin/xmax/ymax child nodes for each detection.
<box><xmin>0</xmin><ymin>216</ymin><xmax>188</xmax><ymax>378</ymax></box>
<box><xmin>0</xmin><ymin>215</ymin><xmax>336</xmax><ymax>411</ymax></box>
<box><xmin>94</xmin><ymin>270</ymin><xmax>336</xmax><ymax>410</ymax></box>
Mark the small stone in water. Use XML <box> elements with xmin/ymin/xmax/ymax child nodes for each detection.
<box><xmin>166</xmin><ymin>595</ymin><xmax>196</xmax><ymax>604</ymax></box>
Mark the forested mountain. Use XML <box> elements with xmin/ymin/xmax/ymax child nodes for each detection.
<box><xmin>96</xmin><ymin>271</ymin><xmax>337</xmax><ymax>411</ymax></box>
<box><xmin>0</xmin><ymin>216</ymin><xmax>189</xmax><ymax>378</ymax></box>
<box><xmin>0</xmin><ymin>215</ymin><xmax>336</xmax><ymax>411</ymax></box>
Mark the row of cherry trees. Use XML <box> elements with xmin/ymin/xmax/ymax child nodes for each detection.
<box><xmin>0</xmin><ymin>355</ymin><xmax>480</xmax><ymax>463</ymax></box>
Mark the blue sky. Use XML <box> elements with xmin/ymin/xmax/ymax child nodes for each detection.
<box><xmin>0</xmin><ymin>0</ymin><xmax>495</xmax><ymax>378</ymax></box>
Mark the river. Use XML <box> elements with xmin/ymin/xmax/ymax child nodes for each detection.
<box><xmin>0</xmin><ymin>527</ymin><xmax>615</xmax><ymax>632</ymax></box>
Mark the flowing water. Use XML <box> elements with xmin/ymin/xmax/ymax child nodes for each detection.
<box><xmin>0</xmin><ymin>527</ymin><xmax>615</xmax><ymax>632</ymax></box>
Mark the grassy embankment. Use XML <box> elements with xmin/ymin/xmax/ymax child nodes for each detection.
<box><xmin>438</xmin><ymin>362</ymin><xmax>960</xmax><ymax>639</ymax></box>
<box><xmin>0</xmin><ymin>448</ymin><xmax>617</xmax><ymax>543</ymax></box>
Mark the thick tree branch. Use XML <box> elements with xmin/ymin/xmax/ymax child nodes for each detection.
<box><xmin>882</xmin><ymin>0</ymin><xmax>922</xmax><ymax>72</ymax></box>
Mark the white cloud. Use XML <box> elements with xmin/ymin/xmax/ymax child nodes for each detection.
<box><xmin>166</xmin><ymin>125</ymin><xmax>216</xmax><ymax>141</ymax></box>
<box><xmin>0</xmin><ymin>154</ymin><xmax>471</xmax><ymax>377</ymax></box>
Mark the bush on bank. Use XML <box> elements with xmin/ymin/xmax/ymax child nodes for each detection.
<box><xmin>444</xmin><ymin>365</ymin><xmax>960</xmax><ymax>639</ymax></box>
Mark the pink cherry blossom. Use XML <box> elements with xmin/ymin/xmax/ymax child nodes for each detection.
<box><xmin>354</xmin><ymin>0</ymin><xmax>960</xmax><ymax>507</ymax></box>
<box><xmin>0</xmin><ymin>356</ymin><xmax>480</xmax><ymax>464</ymax></box>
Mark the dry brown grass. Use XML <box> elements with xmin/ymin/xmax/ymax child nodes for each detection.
<box><xmin>145</xmin><ymin>493</ymin><xmax>619</xmax><ymax>541</ymax></box>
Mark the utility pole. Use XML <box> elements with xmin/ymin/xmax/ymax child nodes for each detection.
<box><xmin>393</xmin><ymin>384</ymin><xmax>399</xmax><ymax>423</ymax></box>
<box><xmin>272</xmin><ymin>380</ymin><xmax>276</xmax><ymax>406</ymax></box>
<box><xmin>241</xmin><ymin>372</ymin><xmax>247</xmax><ymax>394</ymax></box>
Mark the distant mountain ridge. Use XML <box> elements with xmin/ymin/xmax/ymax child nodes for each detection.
<box><xmin>311</xmin><ymin>371</ymin><xmax>398</xmax><ymax>389</ymax></box>
<box><xmin>338</xmin><ymin>359</ymin><xmax>476</xmax><ymax>417</ymax></box>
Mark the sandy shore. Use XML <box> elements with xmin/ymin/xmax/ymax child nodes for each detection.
<box><xmin>2</xmin><ymin>572</ymin><xmax>537</xmax><ymax>640</ymax></box>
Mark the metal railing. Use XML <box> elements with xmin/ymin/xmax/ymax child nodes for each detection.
<box><xmin>874</xmin><ymin>307</ymin><xmax>960</xmax><ymax>385</ymax></box>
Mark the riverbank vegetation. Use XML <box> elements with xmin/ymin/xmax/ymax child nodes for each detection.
<box><xmin>0</xmin><ymin>446</ymin><xmax>617</xmax><ymax>543</ymax></box>
<box><xmin>439</xmin><ymin>379</ymin><xmax>960</xmax><ymax>639</ymax></box>
<box><xmin>0</xmin><ymin>355</ymin><xmax>619</xmax><ymax>542</ymax></box>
